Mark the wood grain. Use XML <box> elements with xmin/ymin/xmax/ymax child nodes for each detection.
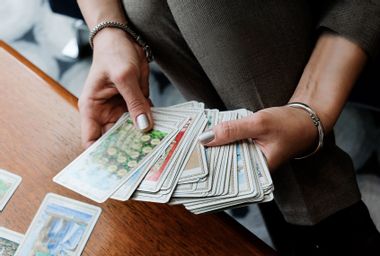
<box><xmin>0</xmin><ymin>41</ymin><xmax>277</xmax><ymax>256</ymax></box>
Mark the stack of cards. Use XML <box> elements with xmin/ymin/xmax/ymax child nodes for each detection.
<box><xmin>53</xmin><ymin>101</ymin><xmax>274</xmax><ymax>213</ymax></box>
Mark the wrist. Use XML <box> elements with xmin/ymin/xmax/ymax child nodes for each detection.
<box><xmin>286</xmin><ymin>102</ymin><xmax>325</xmax><ymax>159</ymax></box>
<box><xmin>89</xmin><ymin>21</ymin><xmax>154</xmax><ymax>62</ymax></box>
<box><xmin>92</xmin><ymin>27</ymin><xmax>132</xmax><ymax>50</ymax></box>
<box><xmin>289</xmin><ymin>82</ymin><xmax>336</xmax><ymax>134</ymax></box>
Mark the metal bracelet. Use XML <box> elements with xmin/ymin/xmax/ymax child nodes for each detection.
<box><xmin>89</xmin><ymin>21</ymin><xmax>154</xmax><ymax>62</ymax></box>
<box><xmin>287</xmin><ymin>102</ymin><xmax>325</xmax><ymax>159</ymax></box>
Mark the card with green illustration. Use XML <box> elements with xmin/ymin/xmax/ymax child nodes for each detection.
<box><xmin>0</xmin><ymin>169</ymin><xmax>22</xmax><ymax>211</ymax></box>
<box><xmin>53</xmin><ymin>114</ymin><xmax>176</xmax><ymax>203</ymax></box>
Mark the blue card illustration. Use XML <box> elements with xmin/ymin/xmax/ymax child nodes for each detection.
<box><xmin>16</xmin><ymin>193</ymin><xmax>101</xmax><ymax>255</ymax></box>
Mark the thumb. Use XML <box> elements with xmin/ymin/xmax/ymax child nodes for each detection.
<box><xmin>198</xmin><ymin>114</ymin><xmax>264</xmax><ymax>146</ymax></box>
<box><xmin>114</xmin><ymin>70</ymin><xmax>153</xmax><ymax>132</ymax></box>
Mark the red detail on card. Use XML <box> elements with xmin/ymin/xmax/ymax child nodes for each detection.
<box><xmin>145</xmin><ymin>121</ymin><xmax>190</xmax><ymax>181</ymax></box>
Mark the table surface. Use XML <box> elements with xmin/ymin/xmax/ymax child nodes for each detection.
<box><xmin>0</xmin><ymin>41</ymin><xmax>277</xmax><ymax>256</ymax></box>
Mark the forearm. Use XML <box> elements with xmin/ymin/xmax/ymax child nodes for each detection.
<box><xmin>290</xmin><ymin>31</ymin><xmax>367</xmax><ymax>133</ymax></box>
<box><xmin>77</xmin><ymin>0</ymin><xmax>127</xmax><ymax>28</ymax></box>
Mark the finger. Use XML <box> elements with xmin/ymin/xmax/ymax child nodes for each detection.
<box><xmin>80</xmin><ymin>115</ymin><xmax>102</xmax><ymax>149</ymax></box>
<box><xmin>112</xmin><ymin>66</ymin><xmax>153</xmax><ymax>132</ymax></box>
<box><xmin>199</xmin><ymin>114</ymin><xmax>267</xmax><ymax>146</ymax></box>
<box><xmin>102</xmin><ymin>122</ymin><xmax>115</xmax><ymax>134</ymax></box>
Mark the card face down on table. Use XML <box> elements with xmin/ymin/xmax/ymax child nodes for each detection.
<box><xmin>16</xmin><ymin>193</ymin><xmax>101</xmax><ymax>256</ymax></box>
<box><xmin>0</xmin><ymin>169</ymin><xmax>22</xmax><ymax>211</ymax></box>
<box><xmin>53</xmin><ymin>101</ymin><xmax>274</xmax><ymax>214</ymax></box>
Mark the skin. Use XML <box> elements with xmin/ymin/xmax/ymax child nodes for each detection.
<box><xmin>77</xmin><ymin>0</ymin><xmax>367</xmax><ymax>171</ymax></box>
<box><xmin>78</xmin><ymin>0</ymin><xmax>153</xmax><ymax>148</ymax></box>
<box><xmin>206</xmin><ymin>32</ymin><xmax>367</xmax><ymax>170</ymax></box>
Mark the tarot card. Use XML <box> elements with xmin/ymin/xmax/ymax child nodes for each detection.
<box><xmin>176</xmin><ymin>143</ymin><xmax>208</xmax><ymax>183</ymax></box>
<box><xmin>0</xmin><ymin>169</ymin><xmax>22</xmax><ymax>211</ymax></box>
<box><xmin>133</xmin><ymin>117</ymin><xmax>208</xmax><ymax>203</ymax></box>
<box><xmin>53</xmin><ymin>113</ymin><xmax>177</xmax><ymax>203</ymax></box>
<box><xmin>167</xmin><ymin>101</ymin><xmax>205</xmax><ymax>110</ymax></box>
<box><xmin>177</xmin><ymin>109</ymin><xmax>218</xmax><ymax>184</ymax></box>
<box><xmin>158</xmin><ymin>116</ymin><xmax>207</xmax><ymax>191</ymax></box>
<box><xmin>180</xmin><ymin>143</ymin><xmax>239</xmax><ymax>207</ymax></box>
<box><xmin>110</xmin><ymin>146</ymin><xmax>166</xmax><ymax>201</ymax></box>
<box><xmin>185</xmin><ymin>142</ymin><xmax>260</xmax><ymax>212</ymax></box>
<box><xmin>249</xmin><ymin>142</ymin><xmax>273</xmax><ymax>193</ymax></box>
<box><xmin>192</xmin><ymin>142</ymin><xmax>265</xmax><ymax>213</ymax></box>
<box><xmin>212</xmin><ymin>111</ymin><xmax>237</xmax><ymax>196</ymax></box>
<box><xmin>0</xmin><ymin>227</ymin><xmax>23</xmax><ymax>256</ymax></box>
<box><xmin>16</xmin><ymin>193</ymin><xmax>101</xmax><ymax>256</ymax></box>
<box><xmin>136</xmin><ymin>109</ymin><xmax>205</xmax><ymax>193</ymax></box>
<box><xmin>170</xmin><ymin>143</ymin><xmax>238</xmax><ymax>205</ymax></box>
<box><xmin>136</xmin><ymin>120</ymin><xmax>192</xmax><ymax>193</ymax></box>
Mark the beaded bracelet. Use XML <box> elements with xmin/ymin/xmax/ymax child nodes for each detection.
<box><xmin>89</xmin><ymin>21</ymin><xmax>154</xmax><ymax>63</ymax></box>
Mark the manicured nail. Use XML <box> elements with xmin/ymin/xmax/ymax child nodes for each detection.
<box><xmin>136</xmin><ymin>114</ymin><xmax>149</xmax><ymax>131</ymax></box>
<box><xmin>198</xmin><ymin>129</ymin><xmax>215</xmax><ymax>144</ymax></box>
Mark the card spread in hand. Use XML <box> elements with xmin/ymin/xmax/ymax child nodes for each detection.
<box><xmin>53</xmin><ymin>101</ymin><xmax>274</xmax><ymax>213</ymax></box>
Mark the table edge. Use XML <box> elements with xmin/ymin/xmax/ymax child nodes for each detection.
<box><xmin>0</xmin><ymin>40</ymin><xmax>78</xmax><ymax>108</ymax></box>
<box><xmin>0</xmin><ymin>40</ymin><xmax>277</xmax><ymax>255</ymax></box>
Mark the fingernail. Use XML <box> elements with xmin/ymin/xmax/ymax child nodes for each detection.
<box><xmin>198</xmin><ymin>129</ymin><xmax>215</xmax><ymax>144</ymax></box>
<box><xmin>136</xmin><ymin>114</ymin><xmax>149</xmax><ymax>131</ymax></box>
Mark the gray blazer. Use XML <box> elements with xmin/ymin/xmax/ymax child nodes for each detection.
<box><xmin>122</xmin><ymin>0</ymin><xmax>380</xmax><ymax>225</ymax></box>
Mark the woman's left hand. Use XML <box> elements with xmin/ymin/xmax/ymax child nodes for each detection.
<box><xmin>199</xmin><ymin>106</ymin><xmax>318</xmax><ymax>171</ymax></box>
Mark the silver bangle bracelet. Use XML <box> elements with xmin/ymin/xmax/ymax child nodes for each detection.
<box><xmin>287</xmin><ymin>102</ymin><xmax>325</xmax><ymax>159</ymax></box>
<box><xmin>88</xmin><ymin>21</ymin><xmax>154</xmax><ymax>63</ymax></box>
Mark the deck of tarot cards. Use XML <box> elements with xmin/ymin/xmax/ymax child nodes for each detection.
<box><xmin>54</xmin><ymin>101</ymin><xmax>274</xmax><ymax>213</ymax></box>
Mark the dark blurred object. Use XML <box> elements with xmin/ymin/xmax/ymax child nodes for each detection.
<box><xmin>49</xmin><ymin>0</ymin><xmax>83</xmax><ymax>20</ymax></box>
<box><xmin>260</xmin><ymin>200</ymin><xmax>380</xmax><ymax>255</ymax></box>
<box><xmin>230</xmin><ymin>206</ymin><xmax>249</xmax><ymax>218</ymax></box>
<box><xmin>349</xmin><ymin>58</ymin><xmax>380</xmax><ymax>112</ymax></box>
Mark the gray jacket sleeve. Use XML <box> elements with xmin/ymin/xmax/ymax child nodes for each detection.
<box><xmin>318</xmin><ymin>1</ymin><xmax>380</xmax><ymax>58</ymax></box>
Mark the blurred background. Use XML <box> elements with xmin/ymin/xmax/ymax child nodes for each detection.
<box><xmin>1</xmin><ymin>0</ymin><xmax>380</xmax><ymax>249</ymax></box>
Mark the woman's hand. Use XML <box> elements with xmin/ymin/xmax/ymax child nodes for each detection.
<box><xmin>200</xmin><ymin>32</ymin><xmax>367</xmax><ymax>171</ymax></box>
<box><xmin>78</xmin><ymin>29</ymin><xmax>152</xmax><ymax>148</ymax></box>
<box><xmin>199</xmin><ymin>106</ymin><xmax>318</xmax><ymax>171</ymax></box>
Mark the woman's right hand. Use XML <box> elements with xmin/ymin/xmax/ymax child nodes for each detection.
<box><xmin>78</xmin><ymin>28</ymin><xmax>152</xmax><ymax>148</ymax></box>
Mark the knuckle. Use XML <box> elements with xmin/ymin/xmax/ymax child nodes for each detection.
<box><xmin>254</xmin><ymin>111</ymin><xmax>270</xmax><ymax>133</ymax></box>
<box><xmin>78</xmin><ymin>95</ymin><xmax>92</xmax><ymax>113</ymax></box>
<box><xmin>127</xmin><ymin>97</ymin><xmax>147</xmax><ymax>112</ymax></box>
<box><xmin>112</xmin><ymin>64</ymin><xmax>139</xmax><ymax>85</ymax></box>
<box><xmin>220</xmin><ymin>121</ymin><xmax>237</xmax><ymax>140</ymax></box>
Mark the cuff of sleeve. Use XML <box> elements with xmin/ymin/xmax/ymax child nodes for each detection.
<box><xmin>318</xmin><ymin>1</ymin><xmax>380</xmax><ymax>60</ymax></box>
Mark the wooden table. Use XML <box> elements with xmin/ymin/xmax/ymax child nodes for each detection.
<box><xmin>0</xmin><ymin>41</ymin><xmax>277</xmax><ymax>256</ymax></box>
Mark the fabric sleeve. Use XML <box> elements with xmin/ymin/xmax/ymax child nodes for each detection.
<box><xmin>318</xmin><ymin>0</ymin><xmax>380</xmax><ymax>58</ymax></box>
